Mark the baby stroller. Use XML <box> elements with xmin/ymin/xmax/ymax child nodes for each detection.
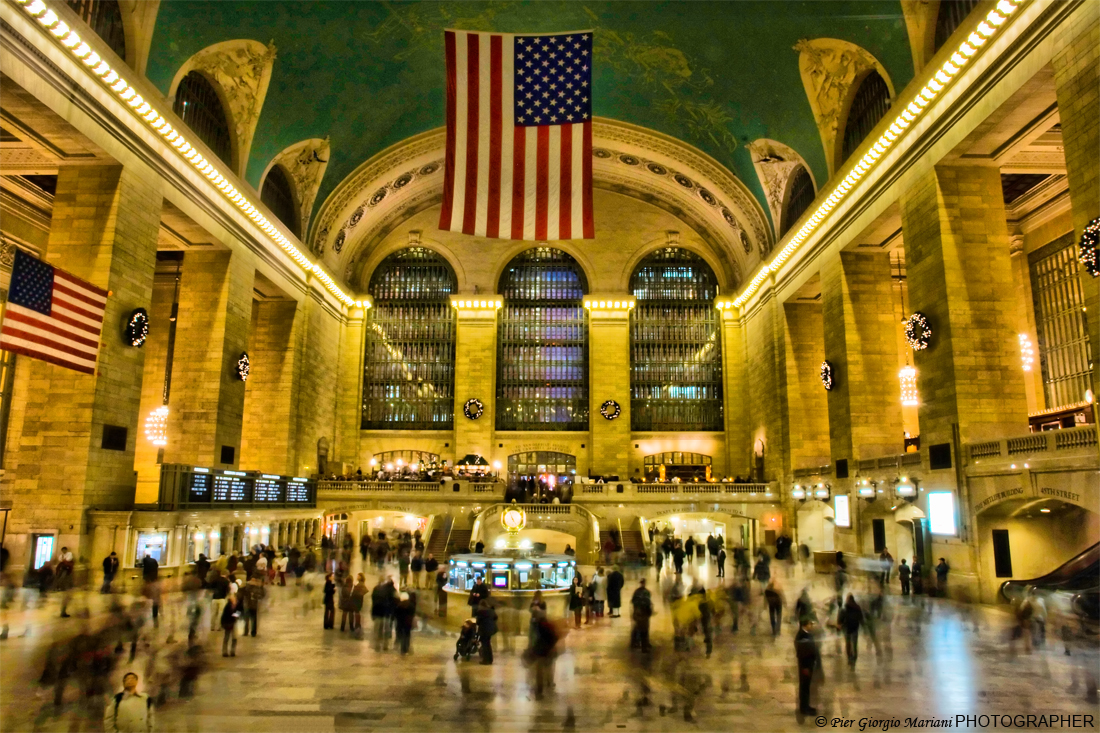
<box><xmin>454</xmin><ymin>618</ymin><xmax>480</xmax><ymax>661</ymax></box>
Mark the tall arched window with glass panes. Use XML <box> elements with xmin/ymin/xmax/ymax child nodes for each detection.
<box><xmin>362</xmin><ymin>248</ymin><xmax>456</xmax><ymax>429</ymax></box>
<box><xmin>630</xmin><ymin>248</ymin><xmax>723</xmax><ymax>431</ymax></box>
<box><xmin>497</xmin><ymin>248</ymin><xmax>588</xmax><ymax>431</ymax></box>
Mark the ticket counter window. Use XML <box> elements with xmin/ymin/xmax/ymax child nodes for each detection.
<box><xmin>491</xmin><ymin>571</ymin><xmax>509</xmax><ymax>589</ymax></box>
<box><xmin>31</xmin><ymin>534</ymin><xmax>54</xmax><ymax>570</ymax></box>
<box><xmin>135</xmin><ymin>532</ymin><xmax>168</xmax><ymax>567</ymax></box>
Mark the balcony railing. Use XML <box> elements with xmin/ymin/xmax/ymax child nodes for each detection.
<box><xmin>317</xmin><ymin>479</ymin><xmax>505</xmax><ymax>497</ymax></box>
<box><xmin>968</xmin><ymin>425</ymin><xmax>1098</xmax><ymax>462</ymax></box>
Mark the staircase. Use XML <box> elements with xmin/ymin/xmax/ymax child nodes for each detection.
<box><xmin>600</xmin><ymin>529</ymin><xmax>646</xmax><ymax>559</ymax></box>
<box><xmin>446</xmin><ymin>529</ymin><xmax>473</xmax><ymax>558</ymax></box>
<box><xmin>425</xmin><ymin>528</ymin><xmax>449</xmax><ymax>559</ymax></box>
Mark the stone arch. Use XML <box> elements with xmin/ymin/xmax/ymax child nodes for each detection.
<box><xmin>168</xmin><ymin>39</ymin><xmax>277</xmax><ymax>178</ymax></box>
<box><xmin>356</xmin><ymin>233</ymin><xmax>469</xmax><ymax>295</ymax></box>
<box><xmin>793</xmin><ymin>38</ymin><xmax>895</xmax><ymax>178</ymax></box>
<box><xmin>490</xmin><ymin>240</ymin><xmax>597</xmax><ymax>297</ymax></box>
<box><xmin>261</xmin><ymin>138</ymin><xmax>330</xmax><ymax>242</ymax></box>
<box><xmin>747</xmin><ymin>139</ymin><xmax>817</xmax><ymax>239</ymax></box>
<box><xmin>618</xmin><ymin>235</ymin><xmax>731</xmax><ymax>295</ymax></box>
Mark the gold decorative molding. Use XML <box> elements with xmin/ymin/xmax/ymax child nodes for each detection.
<box><xmin>169</xmin><ymin>39</ymin><xmax>277</xmax><ymax>177</ymax></box>
<box><xmin>747</xmin><ymin>139</ymin><xmax>816</xmax><ymax>238</ymax></box>
<box><xmin>793</xmin><ymin>38</ymin><xmax>894</xmax><ymax>177</ymax></box>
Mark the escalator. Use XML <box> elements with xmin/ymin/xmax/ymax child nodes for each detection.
<box><xmin>1001</xmin><ymin>542</ymin><xmax>1099</xmax><ymax>620</ymax></box>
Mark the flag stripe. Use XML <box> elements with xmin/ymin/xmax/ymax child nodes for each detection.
<box><xmin>473</xmin><ymin>32</ymin><xmax>492</xmax><ymax>236</ymax></box>
<box><xmin>486</xmin><ymin>35</ymin><xmax>503</xmax><ymax>239</ymax></box>
<box><xmin>498</xmin><ymin>36</ymin><xmax>515</xmax><ymax>239</ymax></box>
<box><xmin>54</xmin><ymin>269</ymin><xmax>108</xmax><ymax>299</ymax></box>
<box><xmin>511</xmin><ymin>125</ymin><xmax>526</xmax><ymax>240</ymax></box>
<box><xmin>53</xmin><ymin>292</ymin><xmax>104</xmax><ymax>322</ymax></box>
<box><xmin>50</xmin><ymin>301</ymin><xmax>104</xmax><ymax>333</ymax></box>
<box><xmin>439</xmin><ymin>30</ymin><xmax>457</xmax><ymax>232</ymax></box>
<box><xmin>571</xmin><ymin>123</ymin><xmax>584</xmax><ymax>239</ymax></box>
<box><xmin>559</xmin><ymin>123</ymin><xmax>573</xmax><ymax>240</ymax></box>
<box><xmin>8</xmin><ymin>301</ymin><xmax>101</xmax><ymax>338</ymax></box>
<box><xmin>535</xmin><ymin>125</ymin><xmax>549</xmax><ymax>241</ymax></box>
<box><xmin>53</xmin><ymin>279</ymin><xmax>107</xmax><ymax>310</ymax></box>
<box><xmin>1</xmin><ymin>324</ymin><xmax>98</xmax><ymax>359</ymax></box>
<box><xmin>450</xmin><ymin>34</ymin><xmax>468</xmax><ymax>233</ymax></box>
<box><xmin>523</xmin><ymin>128</ymin><xmax>537</xmax><ymax>240</ymax></box>
<box><xmin>547</xmin><ymin>125</ymin><xmax>561</xmax><ymax>242</ymax></box>
<box><xmin>462</xmin><ymin>33</ymin><xmax>481</xmax><ymax>236</ymax></box>
<box><xmin>0</xmin><ymin>339</ymin><xmax>95</xmax><ymax>374</ymax></box>
<box><xmin>2</xmin><ymin>307</ymin><xmax>100</xmax><ymax>349</ymax></box>
<box><xmin>582</xmin><ymin>121</ymin><xmax>594</xmax><ymax>238</ymax></box>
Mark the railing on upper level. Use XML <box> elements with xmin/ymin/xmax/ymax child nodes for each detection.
<box><xmin>575</xmin><ymin>481</ymin><xmax>778</xmax><ymax>501</ymax></box>
<box><xmin>317</xmin><ymin>479</ymin><xmax>505</xmax><ymax>497</ymax></box>
<box><xmin>967</xmin><ymin>424</ymin><xmax>1098</xmax><ymax>462</ymax></box>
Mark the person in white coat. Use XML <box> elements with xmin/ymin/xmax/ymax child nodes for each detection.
<box><xmin>591</xmin><ymin>567</ymin><xmax>608</xmax><ymax>619</ymax></box>
<box><xmin>103</xmin><ymin>672</ymin><xmax>154</xmax><ymax>733</ymax></box>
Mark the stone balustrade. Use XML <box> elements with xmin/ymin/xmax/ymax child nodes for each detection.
<box><xmin>967</xmin><ymin>424</ymin><xmax>1098</xmax><ymax>463</ymax></box>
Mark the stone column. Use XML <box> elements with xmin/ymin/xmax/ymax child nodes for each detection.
<box><xmin>900</xmin><ymin>166</ymin><xmax>1028</xmax><ymax>447</ymax></box>
<box><xmin>0</xmin><ymin>165</ymin><xmax>160</xmax><ymax>572</ymax></box>
<box><xmin>240</xmin><ymin>299</ymin><xmax>302</xmax><ymax>474</ymax></box>
<box><xmin>744</xmin><ymin>287</ymin><xmax>791</xmax><ymax>482</ymax></box>
<box><xmin>334</xmin><ymin>305</ymin><xmax>367</xmax><ymax>470</ymax></box>
<box><xmin>162</xmin><ymin>250</ymin><xmax>253</xmax><ymax>469</ymax></box>
<box><xmin>1052</xmin><ymin>15</ymin><xmax>1100</xmax><ymax>398</ymax></box>
<box><xmin>783</xmin><ymin>301</ymin><xmax>831</xmax><ymax>471</ymax></box>
<box><xmin>587</xmin><ymin>299</ymin><xmax>631</xmax><ymax>478</ymax></box>
<box><xmin>293</xmin><ymin>290</ymin><xmax>341</xmax><ymax>477</ymax></box>
<box><xmin>720</xmin><ymin>308</ymin><xmax>751</xmax><ymax>478</ymax></box>
<box><xmin>133</xmin><ymin>270</ymin><xmax>178</xmax><ymax>503</ymax></box>
<box><xmin>453</xmin><ymin>302</ymin><xmax>497</xmax><ymax>460</ymax></box>
<box><xmin>1008</xmin><ymin>236</ymin><xmax>1045</xmax><ymax>412</ymax></box>
<box><xmin>821</xmin><ymin>251</ymin><xmax>904</xmax><ymax>554</ymax></box>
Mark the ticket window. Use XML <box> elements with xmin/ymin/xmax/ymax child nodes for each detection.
<box><xmin>135</xmin><ymin>532</ymin><xmax>168</xmax><ymax>567</ymax></box>
<box><xmin>491</xmin><ymin>570</ymin><xmax>510</xmax><ymax>590</ymax></box>
<box><xmin>515</xmin><ymin>564</ymin><xmax>537</xmax><ymax>589</ymax></box>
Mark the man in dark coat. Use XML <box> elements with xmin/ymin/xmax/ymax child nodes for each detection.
<box><xmin>898</xmin><ymin>559</ymin><xmax>911</xmax><ymax>596</ymax></box>
<box><xmin>141</xmin><ymin>553</ymin><xmax>159</xmax><ymax>583</ymax></box>
<box><xmin>795</xmin><ymin>618</ymin><xmax>820</xmax><ymax>716</ymax></box>
<box><xmin>476</xmin><ymin>599</ymin><xmax>497</xmax><ymax>664</ymax></box>
<box><xmin>101</xmin><ymin>552</ymin><xmax>119</xmax><ymax>594</ymax></box>
<box><xmin>468</xmin><ymin>575</ymin><xmax>491</xmax><ymax>611</ymax></box>
<box><xmin>630</xmin><ymin>579</ymin><xmax>654</xmax><ymax>651</ymax></box>
<box><xmin>607</xmin><ymin>566</ymin><xmax>625</xmax><ymax>618</ymax></box>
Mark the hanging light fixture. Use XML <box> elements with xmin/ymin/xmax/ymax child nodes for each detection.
<box><xmin>144</xmin><ymin>405</ymin><xmax>169</xmax><ymax>446</ymax></box>
<box><xmin>899</xmin><ymin>364</ymin><xmax>918</xmax><ymax>406</ymax></box>
<box><xmin>1018</xmin><ymin>333</ymin><xmax>1034</xmax><ymax>371</ymax></box>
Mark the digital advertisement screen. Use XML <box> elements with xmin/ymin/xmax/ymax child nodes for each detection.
<box><xmin>491</xmin><ymin>572</ymin><xmax>509</xmax><ymax>588</ymax></box>
<box><xmin>928</xmin><ymin>492</ymin><xmax>957</xmax><ymax>535</ymax></box>
<box><xmin>834</xmin><ymin>494</ymin><xmax>851</xmax><ymax>527</ymax></box>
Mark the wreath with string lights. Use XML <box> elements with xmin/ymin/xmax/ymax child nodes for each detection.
<box><xmin>1081</xmin><ymin>217</ymin><xmax>1099</xmax><ymax>278</ymax></box>
<box><xmin>600</xmin><ymin>399</ymin><xmax>621</xmax><ymax>420</ymax></box>
<box><xmin>820</xmin><ymin>361</ymin><xmax>834</xmax><ymax>391</ymax></box>
<box><xmin>463</xmin><ymin>398</ymin><xmax>484</xmax><ymax>420</ymax></box>
<box><xmin>236</xmin><ymin>352</ymin><xmax>251</xmax><ymax>382</ymax></box>
<box><xmin>124</xmin><ymin>308</ymin><xmax>149</xmax><ymax>348</ymax></box>
<box><xmin>905</xmin><ymin>312</ymin><xmax>932</xmax><ymax>351</ymax></box>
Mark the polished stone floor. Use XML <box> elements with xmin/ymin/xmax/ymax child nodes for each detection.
<box><xmin>2</xmin><ymin>558</ymin><xmax>1097</xmax><ymax>732</ymax></box>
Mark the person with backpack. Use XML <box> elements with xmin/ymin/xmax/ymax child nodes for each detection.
<box><xmin>241</xmin><ymin>575</ymin><xmax>265</xmax><ymax>637</ymax></box>
<box><xmin>103</xmin><ymin>672</ymin><xmax>154</xmax><ymax>732</ymax></box>
<box><xmin>631</xmin><ymin>579</ymin><xmax>654</xmax><ymax>651</ymax></box>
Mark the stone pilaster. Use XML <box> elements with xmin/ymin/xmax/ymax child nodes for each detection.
<box><xmin>162</xmin><ymin>250</ymin><xmax>253</xmax><ymax>469</ymax></box>
<box><xmin>900</xmin><ymin>166</ymin><xmax>1028</xmax><ymax>447</ymax></box>
<box><xmin>133</xmin><ymin>273</ymin><xmax>178</xmax><ymax>504</ymax></box>
<box><xmin>1052</xmin><ymin>14</ymin><xmax>1100</xmax><ymax>397</ymax></box>
<box><xmin>334</xmin><ymin>305</ymin><xmax>366</xmax><ymax>469</ymax></box>
<box><xmin>744</xmin><ymin>289</ymin><xmax>791</xmax><ymax>482</ymax></box>
<box><xmin>240</xmin><ymin>299</ymin><xmax>302</xmax><ymax>474</ymax></box>
<box><xmin>454</xmin><ymin>302</ymin><xmax>497</xmax><ymax>459</ymax></box>
<box><xmin>782</xmin><ymin>301</ymin><xmax>830</xmax><ymax>471</ymax></box>
<box><xmin>293</xmin><ymin>289</ymin><xmax>341</xmax><ymax>476</ymax></box>
<box><xmin>1</xmin><ymin>165</ymin><xmax>161</xmax><ymax>571</ymax></box>
<box><xmin>721</xmin><ymin>309</ymin><xmax>751</xmax><ymax>478</ymax></box>
<box><xmin>587</xmin><ymin>300</ymin><xmax>631</xmax><ymax>478</ymax></box>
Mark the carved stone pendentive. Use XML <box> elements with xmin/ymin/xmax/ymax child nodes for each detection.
<box><xmin>264</xmin><ymin>137</ymin><xmax>330</xmax><ymax>250</ymax></box>
<box><xmin>793</xmin><ymin>38</ymin><xmax>893</xmax><ymax>177</ymax></box>
<box><xmin>170</xmin><ymin>39</ymin><xmax>277</xmax><ymax>177</ymax></box>
<box><xmin>747</xmin><ymin>139</ymin><xmax>816</xmax><ymax>239</ymax></box>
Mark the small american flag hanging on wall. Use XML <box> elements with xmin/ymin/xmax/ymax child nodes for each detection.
<box><xmin>439</xmin><ymin>30</ymin><xmax>595</xmax><ymax>242</ymax></box>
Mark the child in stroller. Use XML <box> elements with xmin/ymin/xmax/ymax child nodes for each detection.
<box><xmin>454</xmin><ymin>618</ymin><xmax>480</xmax><ymax>661</ymax></box>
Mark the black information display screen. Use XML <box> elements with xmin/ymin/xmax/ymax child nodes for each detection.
<box><xmin>213</xmin><ymin>474</ymin><xmax>252</xmax><ymax>503</ymax></box>
<box><xmin>187</xmin><ymin>473</ymin><xmax>212</xmax><ymax>503</ymax></box>
<box><xmin>286</xmin><ymin>481</ymin><xmax>310</xmax><ymax>503</ymax></box>
<box><xmin>253</xmin><ymin>478</ymin><xmax>284</xmax><ymax>502</ymax></box>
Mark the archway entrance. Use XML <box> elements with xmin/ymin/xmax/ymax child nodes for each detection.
<box><xmin>507</xmin><ymin>451</ymin><xmax>576</xmax><ymax>503</ymax></box>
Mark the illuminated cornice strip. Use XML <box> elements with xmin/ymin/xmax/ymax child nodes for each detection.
<box><xmin>9</xmin><ymin>0</ymin><xmax>358</xmax><ymax>307</ymax></box>
<box><xmin>731</xmin><ymin>0</ymin><xmax>1026</xmax><ymax>309</ymax></box>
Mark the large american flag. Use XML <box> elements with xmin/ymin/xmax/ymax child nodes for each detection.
<box><xmin>439</xmin><ymin>30</ymin><xmax>595</xmax><ymax>241</ymax></box>
<box><xmin>0</xmin><ymin>248</ymin><xmax>107</xmax><ymax>375</ymax></box>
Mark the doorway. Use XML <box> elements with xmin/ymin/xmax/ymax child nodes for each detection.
<box><xmin>30</xmin><ymin>533</ymin><xmax>54</xmax><ymax>570</ymax></box>
<box><xmin>508</xmin><ymin>451</ymin><xmax>576</xmax><ymax>502</ymax></box>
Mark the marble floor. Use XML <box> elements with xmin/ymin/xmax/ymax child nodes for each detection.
<box><xmin>1</xmin><ymin>559</ymin><xmax>1097</xmax><ymax>732</ymax></box>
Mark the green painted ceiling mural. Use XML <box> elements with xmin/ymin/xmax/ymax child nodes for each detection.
<box><xmin>147</xmin><ymin>1</ymin><xmax>913</xmax><ymax>235</ymax></box>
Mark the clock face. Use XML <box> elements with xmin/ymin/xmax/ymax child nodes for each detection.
<box><xmin>502</xmin><ymin>508</ymin><xmax>525</xmax><ymax>531</ymax></box>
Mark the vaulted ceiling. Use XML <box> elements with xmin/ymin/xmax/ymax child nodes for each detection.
<box><xmin>145</xmin><ymin>1</ymin><xmax>914</xmax><ymax>237</ymax></box>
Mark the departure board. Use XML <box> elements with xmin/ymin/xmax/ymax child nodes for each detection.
<box><xmin>286</xmin><ymin>480</ymin><xmax>311</xmax><ymax>503</ymax></box>
<box><xmin>212</xmin><ymin>474</ymin><xmax>251</xmax><ymax>502</ymax></box>
<box><xmin>253</xmin><ymin>478</ymin><xmax>284</xmax><ymax>502</ymax></box>
<box><xmin>188</xmin><ymin>473</ymin><xmax>212</xmax><ymax>503</ymax></box>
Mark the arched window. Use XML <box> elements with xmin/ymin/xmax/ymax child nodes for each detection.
<box><xmin>362</xmin><ymin>248</ymin><xmax>457</xmax><ymax>430</ymax></box>
<box><xmin>630</xmin><ymin>248</ymin><xmax>722</xmax><ymax>431</ymax></box>
<box><xmin>65</xmin><ymin>0</ymin><xmax>125</xmax><ymax>61</ymax></box>
<box><xmin>260</xmin><ymin>165</ymin><xmax>299</xmax><ymax>237</ymax></box>
<box><xmin>840</xmin><ymin>72</ymin><xmax>891</xmax><ymax>165</ymax></box>
<box><xmin>934</xmin><ymin>0</ymin><xmax>982</xmax><ymax>54</ymax></box>
<box><xmin>173</xmin><ymin>72</ymin><xmax>232</xmax><ymax>167</ymax></box>
<box><xmin>781</xmin><ymin>165</ymin><xmax>815</xmax><ymax>237</ymax></box>
<box><xmin>497</xmin><ymin>248</ymin><xmax>588</xmax><ymax>431</ymax></box>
